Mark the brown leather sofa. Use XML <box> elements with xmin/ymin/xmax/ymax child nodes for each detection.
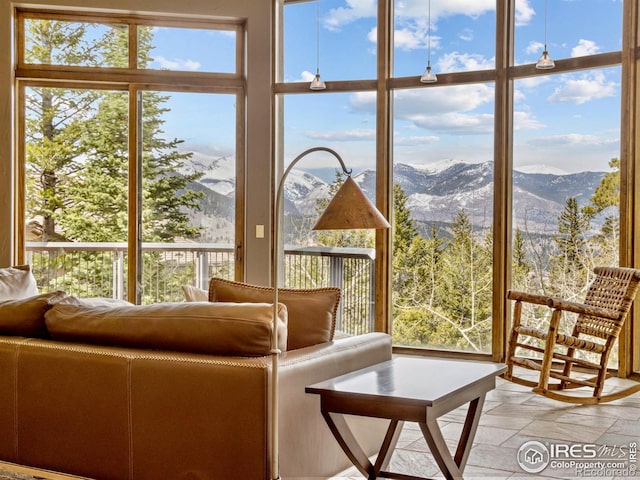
<box><xmin>0</xmin><ymin>298</ymin><xmax>392</xmax><ymax>480</ymax></box>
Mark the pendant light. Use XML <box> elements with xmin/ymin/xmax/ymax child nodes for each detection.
<box><xmin>309</xmin><ymin>0</ymin><xmax>326</xmax><ymax>90</ymax></box>
<box><xmin>535</xmin><ymin>0</ymin><xmax>555</xmax><ymax>69</ymax></box>
<box><xmin>420</xmin><ymin>0</ymin><xmax>437</xmax><ymax>83</ymax></box>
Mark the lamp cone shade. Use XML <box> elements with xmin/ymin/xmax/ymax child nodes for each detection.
<box><xmin>313</xmin><ymin>176</ymin><xmax>390</xmax><ymax>230</ymax></box>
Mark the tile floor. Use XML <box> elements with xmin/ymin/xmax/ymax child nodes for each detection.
<box><xmin>329</xmin><ymin>367</ymin><xmax>640</xmax><ymax>480</ymax></box>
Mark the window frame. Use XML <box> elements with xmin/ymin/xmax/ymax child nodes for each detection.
<box><xmin>278</xmin><ymin>0</ymin><xmax>640</xmax><ymax>375</ymax></box>
<box><xmin>14</xmin><ymin>9</ymin><xmax>247</xmax><ymax>301</ymax></box>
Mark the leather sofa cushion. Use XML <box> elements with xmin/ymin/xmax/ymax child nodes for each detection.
<box><xmin>0</xmin><ymin>291</ymin><xmax>67</xmax><ymax>337</ymax></box>
<box><xmin>0</xmin><ymin>265</ymin><xmax>39</xmax><ymax>301</ymax></box>
<box><xmin>45</xmin><ymin>302</ymin><xmax>287</xmax><ymax>356</ymax></box>
<box><xmin>209</xmin><ymin>277</ymin><xmax>340</xmax><ymax>350</ymax></box>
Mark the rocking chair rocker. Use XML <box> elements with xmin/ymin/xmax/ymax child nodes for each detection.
<box><xmin>504</xmin><ymin>266</ymin><xmax>640</xmax><ymax>404</ymax></box>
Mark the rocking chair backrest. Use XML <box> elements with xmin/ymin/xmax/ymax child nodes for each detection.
<box><xmin>577</xmin><ymin>266</ymin><xmax>640</xmax><ymax>340</ymax></box>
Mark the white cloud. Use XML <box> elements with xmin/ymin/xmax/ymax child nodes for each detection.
<box><xmin>515</xmin><ymin>0</ymin><xmax>535</xmax><ymax>26</ymax></box>
<box><xmin>548</xmin><ymin>71</ymin><xmax>617</xmax><ymax>105</ymax></box>
<box><xmin>367</xmin><ymin>27</ymin><xmax>378</xmax><ymax>45</ymax></box>
<box><xmin>324</xmin><ymin>0</ymin><xmax>377</xmax><ymax>31</ymax></box>
<box><xmin>517</xmin><ymin>75</ymin><xmax>551</xmax><ymax>89</ymax></box>
<box><xmin>388</xmin><ymin>0</ymin><xmax>494</xmax><ymax>53</ymax></box>
<box><xmin>436</xmin><ymin>52</ymin><xmax>493</xmax><ymax>72</ymax></box>
<box><xmin>571</xmin><ymin>39</ymin><xmax>600</xmax><ymax>57</ymax></box>
<box><xmin>458</xmin><ymin>28</ymin><xmax>474</xmax><ymax>42</ymax></box>
<box><xmin>530</xmin><ymin>133</ymin><xmax>616</xmax><ymax>148</ymax></box>
<box><xmin>300</xmin><ymin>70</ymin><xmax>315</xmax><ymax>82</ymax></box>
<box><xmin>514</xmin><ymin>89</ymin><xmax>527</xmax><ymax>103</ymax></box>
<box><xmin>516</xmin><ymin>131</ymin><xmax>620</xmax><ymax>173</ymax></box>
<box><xmin>412</xmin><ymin>112</ymin><xmax>494</xmax><ymax>134</ymax></box>
<box><xmin>394</xmin><ymin>134</ymin><xmax>440</xmax><ymax>146</ymax></box>
<box><xmin>349</xmin><ymin>91</ymin><xmax>377</xmax><ymax>114</ymax></box>
<box><xmin>394</xmin><ymin>0</ymin><xmax>494</xmax><ymax>22</ymax></box>
<box><xmin>393</xmin><ymin>26</ymin><xmax>426</xmax><ymax>51</ymax></box>
<box><xmin>151</xmin><ymin>55</ymin><xmax>201</xmax><ymax>71</ymax></box>
<box><xmin>526</xmin><ymin>41</ymin><xmax>544</xmax><ymax>55</ymax></box>
<box><xmin>351</xmin><ymin>84</ymin><xmax>494</xmax><ymax>121</ymax></box>
<box><xmin>305</xmin><ymin>128</ymin><xmax>376</xmax><ymax>142</ymax></box>
<box><xmin>348</xmin><ymin>86</ymin><xmax>496</xmax><ymax>135</ymax></box>
<box><xmin>513</xmin><ymin>111</ymin><xmax>545</xmax><ymax>130</ymax></box>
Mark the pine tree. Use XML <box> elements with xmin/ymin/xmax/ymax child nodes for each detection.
<box><xmin>583</xmin><ymin>157</ymin><xmax>620</xmax><ymax>267</ymax></box>
<box><xmin>393</xmin><ymin>183</ymin><xmax>417</xmax><ymax>256</ymax></box>
<box><xmin>25</xmin><ymin>20</ymin><xmax>204</xmax><ymax>244</ymax></box>
<box><xmin>512</xmin><ymin>227</ymin><xmax>531</xmax><ymax>288</ymax></box>
<box><xmin>583</xmin><ymin>157</ymin><xmax>620</xmax><ymax>218</ymax></box>
<box><xmin>553</xmin><ymin>197</ymin><xmax>589</xmax><ymax>270</ymax></box>
<box><xmin>24</xmin><ymin>20</ymin><xmax>102</xmax><ymax>241</ymax></box>
<box><xmin>24</xmin><ymin>21</ymin><xmax>205</xmax><ymax>299</ymax></box>
<box><xmin>549</xmin><ymin>197</ymin><xmax>592</xmax><ymax>299</ymax></box>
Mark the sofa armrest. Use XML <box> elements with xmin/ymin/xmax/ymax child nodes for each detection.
<box><xmin>278</xmin><ymin>332</ymin><xmax>392</xmax><ymax>478</ymax></box>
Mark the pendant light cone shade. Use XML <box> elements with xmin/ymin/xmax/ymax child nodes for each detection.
<box><xmin>313</xmin><ymin>176</ymin><xmax>390</xmax><ymax>230</ymax></box>
<box><xmin>310</xmin><ymin>70</ymin><xmax>326</xmax><ymax>90</ymax></box>
<box><xmin>536</xmin><ymin>49</ymin><xmax>555</xmax><ymax>69</ymax></box>
<box><xmin>420</xmin><ymin>65</ymin><xmax>438</xmax><ymax>83</ymax></box>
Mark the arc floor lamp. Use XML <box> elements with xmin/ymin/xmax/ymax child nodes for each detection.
<box><xmin>270</xmin><ymin>146</ymin><xmax>390</xmax><ymax>479</ymax></box>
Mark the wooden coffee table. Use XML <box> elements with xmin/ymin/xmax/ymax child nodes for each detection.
<box><xmin>306</xmin><ymin>356</ymin><xmax>506</xmax><ymax>480</ymax></box>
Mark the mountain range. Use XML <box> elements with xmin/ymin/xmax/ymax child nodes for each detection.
<box><xmin>184</xmin><ymin>156</ymin><xmax>607</xmax><ymax>241</ymax></box>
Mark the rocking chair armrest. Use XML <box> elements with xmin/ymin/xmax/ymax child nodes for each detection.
<box><xmin>545</xmin><ymin>297</ymin><xmax>621</xmax><ymax>320</ymax></box>
<box><xmin>507</xmin><ymin>290</ymin><xmax>551</xmax><ymax>306</ymax></box>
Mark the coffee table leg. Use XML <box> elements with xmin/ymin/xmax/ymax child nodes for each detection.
<box><xmin>373</xmin><ymin>419</ymin><xmax>403</xmax><ymax>474</ymax></box>
<box><xmin>322</xmin><ymin>412</ymin><xmax>403</xmax><ymax>480</ymax></box>
<box><xmin>454</xmin><ymin>395</ymin><xmax>485</xmax><ymax>470</ymax></box>
<box><xmin>322</xmin><ymin>411</ymin><xmax>375</xmax><ymax>478</ymax></box>
<box><xmin>419</xmin><ymin>395</ymin><xmax>486</xmax><ymax>480</ymax></box>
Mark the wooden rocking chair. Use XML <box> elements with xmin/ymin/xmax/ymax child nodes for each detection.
<box><xmin>504</xmin><ymin>266</ymin><xmax>640</xmax><ymax>404</ymax></box>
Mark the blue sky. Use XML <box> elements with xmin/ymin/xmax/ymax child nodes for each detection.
<box><xmin>152</xmin><ymin>0</ymin><xmax>623</xmax><ymax>179</ymax></box>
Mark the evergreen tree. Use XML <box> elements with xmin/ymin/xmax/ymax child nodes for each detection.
<box><xmin>25</xmin><ymin>20</ymin><xmax>102</xmax><ymax>240</ymax></box>
<box><xmin>553</xmin><ymin>197</ymin><xmax>589</xmax><ymax>270</ymax></box>
<box><xmin>393</xmin><ymin>223</ymin><xmax>442</xmax><ymax>309</ymax></box>
<box><xmin>392</xmin><ymin>223</ymin><xmax>444</xmax><ymax>347</ymax></box>
<box><xmin>583</xmin><ymin>158</ymin><xmax>620</xmax><ymax>218</ymax></box>
<box><xmin>550</xmin><ymin>197</ymin><xmax>592</xmax><ymax>299</ymax></box>
<box><xmin>512</xmin><ymin>227</ymin><xmax>531</xmax><ymax>288</ymax></box>
<box><xmin>25</xmin><ymin>20</ymin><xmax>203</xmax><ymax>244</ymax></box>
<box><xmin>583</xmin><ymin>157</ymin><xmax>620</xmax><ymax>267</ymax></box>
<box><xmin>393</xmin><ymin>183</ymin><xmax>417</xmax><ymax>256</ymax></box>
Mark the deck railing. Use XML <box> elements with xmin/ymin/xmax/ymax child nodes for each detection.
<box><xmin>26</xmin><ymin>242</ymin><xmax>375</xmax><ymax>335</ymax></box>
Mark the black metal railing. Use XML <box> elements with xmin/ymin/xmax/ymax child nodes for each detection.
<box><xmin>26</xmin><ymin>242</ymin><xmax>375</xmax><ymax>335</ymax></box>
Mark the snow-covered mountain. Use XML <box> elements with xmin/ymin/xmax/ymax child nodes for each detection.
<box><xmin>184</xmin><ymin>156</ymin><xmax>607</xmax><ymax>238</ymax></box>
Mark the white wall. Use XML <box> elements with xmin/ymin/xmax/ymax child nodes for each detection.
<box><xmin>0</xmin><ymin>0</ymin><xmax>273</xmax><ymax>284</ymax></box>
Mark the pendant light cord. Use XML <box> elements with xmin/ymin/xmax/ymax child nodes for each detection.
<box><xmin>543</xmin><ymin>0</ymin><xmax>548</xmax><ymax>50</ymax></box>
<box><xmin>427</xmin><ymin>0</ymin><xmax>432</xmax><ymax>67</ymax></box>
<box><xmin>316</xmin><ymin>0</ymin><xmax>321</xmax><ymax>74</ymax></box>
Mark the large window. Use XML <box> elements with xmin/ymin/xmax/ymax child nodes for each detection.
<box><xmin>392</xmin><ymin>83</ymin><xmax>495</xmax><ymax>353</ymax></box>
<box><xmin>280</xmin><ymin>0</ymin><xmax>636</xmax><ymax>373</ymax></box>
<box><xmin>280</xmin><ymin>2</ymin><xmax>378</xmax><ymax>334</ymax></box>
<box><xmin>17</xmin><ymin>11</ymin><xmax>244</xmax><ymax>303</ymax></box>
